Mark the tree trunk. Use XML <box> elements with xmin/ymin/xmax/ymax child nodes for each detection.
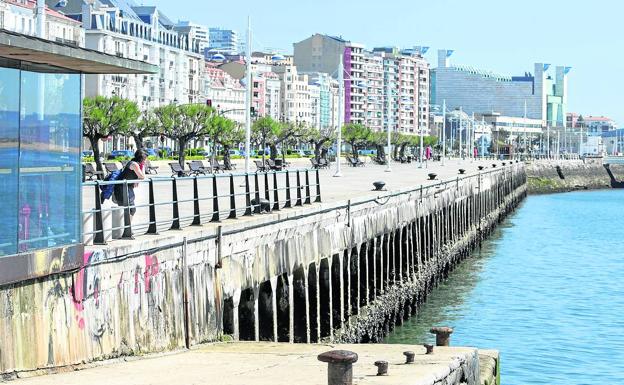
<box><xmin>178</xmin><ymin>138</ymin><xmax>187</xmax><ymax>168</ymax></box>
<box><xmin>269</xmin><ymin>143</ymin><xmax>278</xmax><ymax>161</ymax></box>
<box><xmin>89</xmin><ymin>136</ymin><xmax>104</xmax><ymax>175</ymax></box>
<box><xmin>212</xmin><ymin>137</ymin><xmax>218</xmax><ymax>167</ymax></box>
<box><xmin>314</xmin><ymin>141</ymin><xmax>322</xmax><ymax>161</ymax></box>
<box><xmin>223</xmin><ymin>144</ymin><xmax>232</xmax><ymax>170</ymax></box>
<box><xmin>132</xmin><ymin>134</ymin><xmax>144</xmax><ymax>150</ymax></box>
<box><xmin>399</xmin><ymin>143</ymin><xmax>407</xmax><ymax>158</ymax></box>
<box><xmin>351</xmin><ymin>142</ymin><xmax>358</xmax><ymax>159</ymax></box>
<box><xmin>376</xmin><ymin>144</ymin><xmax>385</xmax><ymax>162</ymax></box>
<box><xmin>393</xmin><ymin>145</ymin><xmax>399</xmax><ymax>160</ymax></box>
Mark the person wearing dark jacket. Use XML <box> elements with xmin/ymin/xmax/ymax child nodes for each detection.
<box><xmin>114</xmin><ymin>149</ymin><xmax>146</xmax><ymax>217</ymax></box>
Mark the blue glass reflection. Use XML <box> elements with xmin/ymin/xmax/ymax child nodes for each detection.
<box><xmin>0</xmin><ymin>68</ymin><xmax>20</xmax><ymax>256</ymax></box>
<box><xmin>18</xmin><ymin>71</ymin><xmax>81</xmax><ymax>252</ymax></box>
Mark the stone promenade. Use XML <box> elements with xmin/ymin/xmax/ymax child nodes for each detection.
<box><xmin>13</xmin><ymin>342</ymin><xmax>498</xmax><ymax>385</ymax></box>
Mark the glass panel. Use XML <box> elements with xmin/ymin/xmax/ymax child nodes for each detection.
<box><xmin>18</xmin><ymin>71</ymin><xmax>81</xmax><ymax>252</ymax></box>
<box><xmin>0</xmin><ymin>67</ymin><xmax>20</xmax><ymax>256</ymax></box>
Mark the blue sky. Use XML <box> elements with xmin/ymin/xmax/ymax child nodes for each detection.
<box><xmin>151</xmin><ymin>0</ymin><xmax>623</xmax><ymax>124</ymax></box>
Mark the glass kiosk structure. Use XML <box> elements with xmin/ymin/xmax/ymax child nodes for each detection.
<box><xmin>0</xmin><ymin>30</ymin><xmax>157</xmax><ymax>285</ymax></box>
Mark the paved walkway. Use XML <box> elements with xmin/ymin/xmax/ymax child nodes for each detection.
<box><xmin>14</xmin><ymin>342</ymin><xmax>491</xmax><ymax>385</ymax></box>
<box><xmin>82</xmin><ymin>157</ymin><xmax>508</xmax><ymax>247</ymax></box>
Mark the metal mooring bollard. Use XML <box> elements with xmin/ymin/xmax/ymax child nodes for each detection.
<box><xmin>424</xmin><ymin>344</ymin><xmax>434</xmax><ymax>354</ymax></box>
<box><xmin>318</xmin><ymin>350</ymin><xmax>359</xmax><ymax>385</ymax></box>
<box><xmin>403</xmin><ymin>351</ymin><xmax>415</xmax><ymax>364</ymax></box>
<box><xmin>430</xmin><ymin>326</ymin><xmax>454</xmax><ymax>346</ymax></box>
<box><xmin>374</xmin><ymin>360</ymin><xmax>388</xmax><ymax>376</ymax></box>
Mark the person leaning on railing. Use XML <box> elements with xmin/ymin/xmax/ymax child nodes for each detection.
<box><xmin>113</xmin><ymin>149</ymin><xmax>146</xmax><ymax>217</ymax></box>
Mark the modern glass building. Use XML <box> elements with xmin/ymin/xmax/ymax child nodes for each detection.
<box><xmin>0</xmin><ymin>29</ymin><xmax>156</xmax><ymax>285</ymax></box>
<box><xmin>431</xmin><ymin>50</ymin><xmax>569</xmax><ymax>128</ymax></box>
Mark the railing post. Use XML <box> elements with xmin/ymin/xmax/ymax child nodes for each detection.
<box><xmin>244</xmin><ymin>173</ymin><xmax>253</xmax><ymax>216</ymax></box>
<box><xmin>284</xmin><ymin>170</ymin><xmax>292</xmax><ymax>208</ymax></box>
<box><xmin>121</xmin><ymin>180</ymin><xmax>133</xmax><ymax>239</ymax></box>
<box><xmin>272</xmin><ymin>171</ymin><xmax>280</xmax><ymax>211</ymax></box>
<box><xmin>93</xmin><ymin>181</ymin><xmax>106</xmax><ymax>245</ymax></box>
<box><xmin>191</xmin><ymin>176</ymin><xmax>201</xmax><ymax>226</ymax></box>
<box><xmin>254</xmin><ymin>172</ymin><xmax>261</xmax><ymax>208</ymax></box>
<box><xmin>170</xmin><ymin>177</ymin><xmax>181</xmax><ymax>230</ymax></box>
<box><xmin>228</xmin><ymin>173</ymin><xmax>237</xmax><ymax>219</ymax></box>
<box><xmin>295</xmin><ymin>170</ymin><xmax>303</xmax><ymax>206</ymax></box>
<box><xmin>211</xmin><ymin>175</ymin><xmax>220</xmax><ymax>222</ymax></box>
<box><xmin>147</xmin><ymin>178</ymin><xmax>158</xmax><ymax>234</ymax></box>
<box><xmin>315</xmin><ymin>168</ymin><xmax>322</xmax><ymax>203</ymax></box>
<box><xmin>304</xmin><ymin>169</ymin><xmax>311</xmax><ymax>204</ymax></box>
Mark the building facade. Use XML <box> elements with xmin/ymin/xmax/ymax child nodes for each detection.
<box><xmin>432</xmin><ymin>50</ymin><xmax>569</xmax><ymax>128</ymax></box>
<box><xmin>294</xmin><ymin>34</ymin><xmax>431</xmax><ymax>134</ymax></box>
<box><xmin>57</xmin><ymin>0</ymin><xmax>204</xmax><ymax>110</ymax></box>
<box><xmin>175</xmin><ymin>20</ymin><xmax>208</xmax><ymax>55</ymax></box>
<box><xmin>203</xmin><ymin>65</ymin><xmax>245</xmax><ymax>124</ymax></box>
<box><xmin>1</xmin><ymin>0</ymin><xmax>84</xmax><ymax>46</ymax></box>
<box><xmin>583</xmin><ymin>116</ymin><xmax>617</xmax><ymax>135</ymax></box>
<box><xmin>305</xmin><ymin>72</ymin><xmax>339</xmax><ymax>130</ymax></box>
<box><xmin>207</xmin><ymin>27</ymin><xmax>238</xmax><ymax>55</ymax></box>
<box><xmin>273</xmin><ymin>64</ymin><xmax>312</xmax><ymax>125</ymax></box>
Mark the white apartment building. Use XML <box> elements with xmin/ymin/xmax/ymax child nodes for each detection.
<box><xmin>175</xmin><ymin>20</ymin><xmax>209</xmax><ymax>55</ymax></box>
<box><xmin>1</xmin><ymin>0</ymin><xmax>84</xmax><ymax>46</ymax></box>
<box><xmin>363</xmin><ymin>52</ymin><xmax>383</xmax><ymax>132</ymax></box>
<box><xmin>56</xmin><ymin>0</ymin><xmax>204</xmax><ymax>110</ymax></box>
<box><xmin>204</xmin><ymin>65</ymin><xmax>245</xmax><ymax>124</ymax></box>
<box><xmin>273</xmin><ymin>64</ymin><xmax>313</xmax><ymax>125</ymax></box>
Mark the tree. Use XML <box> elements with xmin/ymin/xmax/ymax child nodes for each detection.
<box><xmin>306</xmin><ymin>125</ymin><xmax>336</xmax><ymax>161</ymax></box>
<box><xmin>367</xmin><ymin>131</ymin><xmax>387</xmax><ymax>162</ymax></box>
<box><xmin>154</xmin><ymin>103</ymin><xmax>214</xmax><ymax>167</ymax></box>
<box><xmin>277</xmin><ymin>121</ymin><xmax>306</xmax><ymax>163</ymax></box>
<box><xmin>129</xmin><ymin>109</ymin><xmax>159</xmax><ymax>150</ymax></box>
<box><xmin>342</xmin><ymin>123</ymin><xmax>371</xmax><ymax>159</ymax></box>
<box><xmin>83</xmin><ymin>96</ymin><xmax>140</xmax><ymax>172</ymax></box>
<box><xmin>208</xmin><ymin>115</ymin><xmax>244</xmax><ymax>170</ymax></box>
<box><xmin>252</xmin><ymin>116</ymin><xmax>281</xmax><ymax>163</ymax></box>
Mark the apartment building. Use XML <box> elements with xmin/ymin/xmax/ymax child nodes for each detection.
<box><xmin>272</xmin><ymin>64</ymin><xmax>312</xmax><ymax>125</ymax></box>
<box><xmin>0</xmin><ymin>0</ymin><xmax>84</xmax><ymax>45</ymax></box>
<box><xmin>175</xmin><ymin>20</ymin><xmax>208</xmax><ymax>55</ymax></box>
<box><xmin>251</xmin><ymin>70</ymin><xmax>281</xmax><ymax>121</ymax></box>
<box><xmin>204</xmin><ymin>65</ymin><xmax>245</xmax><ymax>124</ymax></box>
<box><xmin>294</xmin><ymin>34</ymin><xmax>431</xmax><ymax>134</ymax></box>
<box><xmin>362</xmin><ymin>51</ymin><xmax>383</xmax><ymax>132</ymax></box>
<box><xmin>305</xmin><ymin>72</ymin><xmax>340</xmax><ymax>130</ymax></box>
<box><xmin>208</xmin><ymin>27</ymin><xmax>238</xmax><ymax>55</ymax></box>
<box><xmin>294</xmin><ymin>34</ymin><xmax>366</xmax><ymax>125</ymax></box>
<box><xmin>56</xmin><ymin>0</ymin><xmax>205</xmax><ymax>110</ymax></box>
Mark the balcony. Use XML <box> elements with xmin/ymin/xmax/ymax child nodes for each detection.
<box><xmin>55</xmin><ymin>37</ymin><xmax>79</xmax><ymax>47</ymax></box>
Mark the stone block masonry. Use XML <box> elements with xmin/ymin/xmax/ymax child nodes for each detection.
<box><xmin>0</xmin><ymin>164</ymin><xmax>525</xmax><ymax>379</ymax></box>
<box><xmin>525</xmin><ymin>159</ymin><xmax>624</xmax><ymax>194</ymax></box>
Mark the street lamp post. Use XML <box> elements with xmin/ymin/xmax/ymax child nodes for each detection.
<box><xmin>243</xmin><ymin>17</ymin><xmax>253</xmax><ymax>173</ymax></box>
<box><xmin>385</xmin><ymin>80</ymin><xmax>392</xmax><ymax>172</ymax></box>
<box><xmin>442</xmin><ymin>100</ymin><xmax>446</xmax><ymax>166</ymax></box>
<box><xmin>334</xmin><ymin>53</ymin><xmax>344</xmax><ymax>177</ymax></box>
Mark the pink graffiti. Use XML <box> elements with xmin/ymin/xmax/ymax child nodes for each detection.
<box><xmin>134</xmin><ymin>254</ymin><xmax>160</xmax><ymax>294</ymax></box>
<box><xmin>71</xmin><ymin>251</ymin><xmax>95</xmax><ymax>329</ymax></box>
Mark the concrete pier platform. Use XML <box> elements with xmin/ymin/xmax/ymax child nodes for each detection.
<box><xmin>13</xmin><ymin>342</ymin><xmax>498</xmax><ymax>385</ymax></box>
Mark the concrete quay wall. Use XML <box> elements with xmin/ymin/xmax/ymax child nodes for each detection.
<box><xmin>0</xmin><ymin>165</ymin><xmax>524</xmax><ymax>380</ymax></box>
<box><xmin>525</xmin><ymin>158</ymin><xmax>624</xmax><ymax>194</ymax></box>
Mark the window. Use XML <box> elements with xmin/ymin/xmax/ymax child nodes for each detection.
<box><xmin>0</xmin><ymin>68</ymin><xmax>81</xmax><ymax>257</ymax></box>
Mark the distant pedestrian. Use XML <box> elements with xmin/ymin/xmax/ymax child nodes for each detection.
<box><xmin>114</xmin><ymin>149</ymin><xmax>147</xmax><ymax>219</ymax></box>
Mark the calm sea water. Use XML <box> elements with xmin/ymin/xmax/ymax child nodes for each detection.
<box><xmin>385</xmin><ymin>190</ymin><xmax>624</xmax><ymax>384</ymax></box>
